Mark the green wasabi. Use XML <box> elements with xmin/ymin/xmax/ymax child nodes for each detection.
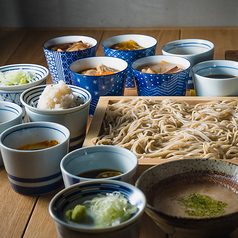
<box><xmin>177</xmin><ymin>193</ymin><xmax>227</xmax><ymax>218</ymax></box>
<box><xmin>66</xmin><ymin>204</ymin><xmax>87</xmax><ymax>222</ymax></box>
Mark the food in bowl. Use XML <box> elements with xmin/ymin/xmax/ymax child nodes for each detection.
<box><xmin>66</xmin><ymin>191</ymin><xmax>138</xmax><ymax>228</ymax></box>
<box><xmin>77</xmin><ymin>169</ymin><xmax>123</xmax><ymax>179</ymax></box>
<box><xmin>17</xmin><ymin>139</ymin><xmax>58</xmax><ymax>150</ymax></box>
<box><xmin>0</xmin><ymin>68</ymin><xmax>36</xmax><ymax>86</ymax></box>
<box><xmin>138</xmin><ymin>60</ymin><xmax>185</xmax><ymax>74</ymax></box>
<box><xmin>93</xmin><ymin>97</ymin><xmax>238</xmax><ymax>161</ymax></box>
<box><xmin>49</xmin><ymin>40</ymin><xmax>92</xmax><ymax>52</ymax></box>
<box><xmin>37</xmin><ymin>80</ymin><xmax>84</xmax><ymax>109</ymax></box>
<box><xmin>79</xmin><ymin>63</ymin><xmax>119</xmax><ymax>76</ymax></box>
<box><xmin>110</xmin><ymin>40</ymin><xmax>145</xmax><ymax>50</ymax></box>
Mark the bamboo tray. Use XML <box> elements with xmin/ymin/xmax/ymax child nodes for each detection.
<box><xmin>83</xmin><ymin>96</ymin><xmax>238</xmax><ymax>166</ymax></box>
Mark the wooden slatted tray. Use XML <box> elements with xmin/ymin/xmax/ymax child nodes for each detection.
<box><xmin>83</xmin><ymin>96</ymin><xmax>238</xmax><ymax>166</ymax></box>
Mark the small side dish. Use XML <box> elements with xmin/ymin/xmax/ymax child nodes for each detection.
<box><xmin>79</xmin><ymin>63</ymin><xmax>119</xmax><ymax>76</ymax></box>
<box><xmin>111</xmin><ymin>40</ymin><xmax>145</xmax><ymax>51</ymax></box>
<box><xmin>49</xmin><ymin>41</ymin><xmax>92</xmax><ymax>52</ymax></box>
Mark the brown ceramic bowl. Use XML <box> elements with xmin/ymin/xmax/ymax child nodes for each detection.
<box><xmin>135</xmin><ymin>158</ymin><xmax>238</xmax><ymax>238</ymax></box>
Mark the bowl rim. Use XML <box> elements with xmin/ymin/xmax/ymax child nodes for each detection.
<box><xmin>43</xmin><ymin>35</ymin><xmax>98</xmax><ymax>51</ymax></box>
<box><xmin>161</xmin><ymin>38</ymin><xmax>214</xmax><ymax>57</ymax></box>
<box><xmin>131</xmin><ymin>55</ymin><xmax>191</xmax><ymax>74</ymax></box>
<box><xmin>0</xmin><ymin>121</ymin><xmax>70</xmax><ymax>152</ymax></box>
<box><xmin>136</xmin><ymin>157</ymin><xmax>238</xmax><ymax>221</ymax></box>
<box><xmin>60</xmin><ymin>145</ymin><xmax>138</xmax><ymax>182</ymax></box>
<box><xmin>102</xmin><ymin>34</ymin><xmax>157</xmax><ymax>51</ymax></box>
<box><xmin>49</xmin><ymin>179</ymin><xmax>146</xmax><ymax>233</ymax></box>
<box><xmin>0</xmin><ymin>63</ymin><xmax>49</xmax><ymax>90</ymax></box>
<box><xmin>20</xmin><ymin>84</ymin><xmax>92</xmax><ymax>115</ymax></box>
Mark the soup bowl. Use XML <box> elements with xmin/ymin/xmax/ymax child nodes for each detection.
<box><xmin>60</xmin><ymin>145</ymin><xmax>138</xmax><ymax>188</ymax></box>
<box><xmin>131</xmin><ymin>55</ymin><xmax>191</xmax><ymax>96</ymax></box>
<box><xmin>102</xmin><ymin>34</ymin><xmax>157</xmax><ymax>88</ymax></box>
<box><xmin>162</xmin><ymin>39</ymin><xmax>214</xmax><ymax>89</ymax></box>
<box><xmin>0</xmin><ymin>122</ymin><xmax>70</xmax><ymax>195</ymax></box>
<box><xmin>20</xmin><ymin>83</ymin><xmax>91</xmax><ymax>151</ymax></box>
<box><xmin>69</xmin><ymin>56</ymin><xmax>128</xmax><ymax>115</ymax></box>
<box><xmin>192</xmin><ymin>60</ymin><xmax>238</xmax><ymax>96</ymax></box>
<box><xmin>135</xmin><ymin>158</ymin><xmax>238</xmax><ymax>238</ymax></box>
<box><xmin>0</xmin><ymin>63</ymin><xmax>49</xmax><ymax>122</ymax></box>
<box><xmin>43</xmin><ymin>35</ymin><xmax>97</xmax><ymax>85</ymax></box>
<box><xmin>49</xmin><ymin>180</ymin><xmax>146</xmax><ymax>238</ymax></box>
<box><xmin>0</xmin><ymin>101</ymin><xmax>23</xmax><ymax>166</ymax></box>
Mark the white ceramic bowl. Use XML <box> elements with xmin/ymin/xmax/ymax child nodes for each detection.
<box><xmin>70</xmin><ymin>56</ymin><xmax>128</xmax><ymax>115</ymax></box>
<box><xmin>131</xmin><ymin>55</ymin><xmax>191</xmax><ymax>96</ymax></box>
<box><xmin>0</xmin><ymin>122</ymin><xmax>70</xmax><ymax>195</ymax></box>
<box><xmin>43</xmin><ymin>35</ymin><xmax>98</xmax><ymax>85</ymax></box>
<box><xmin>192</xmin><ymin>60</ymin><xmax>238</xmax><ymax>96</ymax></box>
<box><xmin>136</xmin><ymin>158</ymin><xmax>238</xmax><ymax>238</ymax></box>
<box><xmin>49</xmin><ymin>180</ymin><xmax>146</xmax><ymax>238</ymax></box>
<box><xmin>20</xmin><ymin>84</ymin><xmax>91</xmax><ymax>151</ymax></box>
<box><xmin>102</xmin><ymin>34</ymin><xmax>157</xmax><ymax>88</ymax></box>
<box><xmin>0</xmin><ymin>64</ymin><xmax>49</xmax><ymax>122</ymax></box>
<box><xmin>60</xmin><ymin>145</ymin><xmax>138</xmax><ymax>188</ymax></box>
<box><xmin>162</xmin><ymin>39</ymin><xmax>214</xmax><ymax>89</ymax></box>
<box><xmin>0</xmin><ymin>101</ymin><xmax>23</xmax><ymax>166</ymax></box>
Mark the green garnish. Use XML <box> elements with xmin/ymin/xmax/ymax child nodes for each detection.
<box><xmin>177</xmin><ymin>193</ymin><xmax>227</xmax><ymax>217</ymax></box>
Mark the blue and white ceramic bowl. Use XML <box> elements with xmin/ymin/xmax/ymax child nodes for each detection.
<box><xmin>20</xmin><ymin>84</ymin><xmax>91</xmax><ymax>151</ymax></box>
<box><xmin>132</xmin><ymin>55</ymin><xmax>191</xmax><ymax>96</ymax></box>
<box><xmin>162</xmin><ymin>39</ymin><xmax>214</xmax><ymax>89</ymax></box>
<box><xmin>49</xmin><ymin>180</ymin><xmax>146</xmax><ymax>238</ymax></box>
<box><xmin>0</xmin><ymin>122</ymin><xmax>70</xmax><ymax>195</ymax></box>
<box><xmin>70</xmin><ymin>56</ymin><xmax>128</xmax><ymax>115</ymax></box>
<box><xmin>0</xmin><ymin>101</ymin><xmax>23</xmax><ymax>166</ymax></box>
<box><xmin>102</xmin><ymin>34</ymin><xmax>157</xmax><ymax>88</ymax></box>
<box><xmin>60</xmin><ymin>145</ymin><xmax>138</xmax><ymax>188</ymax></box>
<box><xmin>192</xmin><ymin>60</ymin><xmax>238</xmax><ymax>96</ymax></box>
<box><xmin>43</xmin><ymin>35</ymin><xmax>97</xmax><ymax>85</ymax></box>
<box><xmin>0</xmin><ymin>64</ymin><xmax>49</xmax><ymax>122</ymax></box>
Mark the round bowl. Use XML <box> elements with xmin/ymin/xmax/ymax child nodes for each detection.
<box><xmin>192</xmin><ymin>60</ymin><xmax>238</xmax><ymax>96</ymax></box>
<box><xmin>60</xmin><ymin>145</ymin><xmax>138</xmax><ymax>188</ymax></box>
<box><xmin>20</xmin><ymin>84</ymin><xmax>91</xmax><ymax>151</ymax></box>
<box><xmin>0</xmin><ymin>121</ymin><xmax>70</xmax><ymax>195</ymax></box>
<box><xmin>102</xmin><ymin>34</ymin><xmax>157</xmax><ymax>88</ymax></box>
<box><xmin>131</xmin><ymin>55</ymin><xmax>191</xmax><ymax>96</ymax></box>
<box><xmin>49</xmin><ymin>180</ymin><xmax>146</xmax><ymax>238</ymax></box>
<box><xmin>70</xmin><ymin>56</ymin><xmax>128</xmax><ymax>115</ymax></box>
<box><xmin>162</xmin><ymin>39</ymin><xmax>214</xmax><ymax>89</ymax></box>
<box><xmin>135</xmin><ymin>158</ymin><xmax>238</xmax><ymax>238</ymax></box>
<box><xmin>0</xmin><ymin>63</ymin><xmax>49</xmax><ymax>122</ymax></box>
<box><xmin>0</xmin><ymin>101</ymin><xmax>23</xmax><ymax>166</ymax></box>
<box><xmin>43</xmin><ymin>35</ymin><xmax>97</xmax><ymax>85</ymax></box>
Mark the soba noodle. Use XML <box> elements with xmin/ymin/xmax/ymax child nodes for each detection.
<box><xmin>92</xmin><ymin>98</ymin><xmax>238</xmax><ymax>160</ymax></box>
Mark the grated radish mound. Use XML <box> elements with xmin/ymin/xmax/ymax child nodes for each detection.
<box><xmin>37</xmin><ymin>80</ymin><xmax>83</xmax><ymax>109</ymax></box>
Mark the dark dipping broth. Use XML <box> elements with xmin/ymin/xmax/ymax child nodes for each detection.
<box><xmin>17</xmin><ymin>140</ymin><xmax>58</xmax><ymax>150</ymax></box>
<box><xmin>205</xmin><ymin>74</ymin><xmax>236</xmax><ymax>79</ymax></box>
<box><xmin>147</xmin><ymin>172</ymin><xmax>238</xmax><ymax>218</ymax></box>
<box><xmin>77</xmin><ymin>169</ymin><xmax>123</xmax><ymax>179</ymax></box>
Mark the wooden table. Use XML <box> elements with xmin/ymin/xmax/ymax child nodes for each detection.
<box><xmin>1</xmin><ymin>27</ymin><xmax>238</xmax><ymax>238</ymax></box>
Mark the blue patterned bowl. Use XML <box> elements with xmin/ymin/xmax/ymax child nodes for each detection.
<box><xmin>49</xmin><ymin>180</ymin><xmax>146</xmax><ymax>238</ymax></box>
<box><xmin>102</xmin><ymin>34</ymin><xmax>157</xmax><ymax>88</ymax></box>
<box><xmin>132</xmin><ymin>55</ymin><xmax>191</xmax><ymax>96</ymax></box>
<box><xmin>20</xmin><ymin>84</ymin><xmax>91</xmax><ymax>151</ymax></box>
<box><xmin>0</xmin><ymin>122</ymin><xmax>70</xmax><ymax>195</ymax></box>
<box><xmin>69</xmin><ymin>56</ymin><xmax>128</xmax><ymax>115</ymax></box>
<box><xmin>43</xmin><ymin>35</ymin><xmax>97</xmax><ymax>85</ymax></box>
<box><xmin>0</xmin><ymin>64</ymin><xmax>49</xmax><ymax>122</ymax></box>
<box><xmin>60</xmin><ymin>145</ymin><xmax>138</xmax><ymax>188</ymax></box>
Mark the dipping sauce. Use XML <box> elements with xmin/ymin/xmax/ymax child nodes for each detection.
<box><xmin>205</xmin><ymin>74</ymin><xmax>236</xmax><ymax>79</ymax></box>
<box><xmin>148</xmin><ymin>177</ymin><xmax>238</xmax><ymax>218</ymax></box>
<box><xmin>111</xmin><ymin>40</ymin><xmax>145</xmax><ymax>51</ymax></box>
<box><xmin>77</xmin><ymin>169</ymin><xmax>123</xmax><ymax>179</ymax></box>
<box><xmin>49</xmin><ymin>41</ymin><xmax>92</xmax><ymax>52</ymax></box>
<box><xmin>79</xmin><ymin>63</ymin><xmax>119</xmax><ymax>76</ymax></box>
<box><xmin>137</xmin><ymin>61</ymin><xmax>185</xmax><ymax>74</ymax></box>
<box><xmin>17</xmin><ymin>140</ymin><xmax>58</xmax><ymax>150</ymax></box>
